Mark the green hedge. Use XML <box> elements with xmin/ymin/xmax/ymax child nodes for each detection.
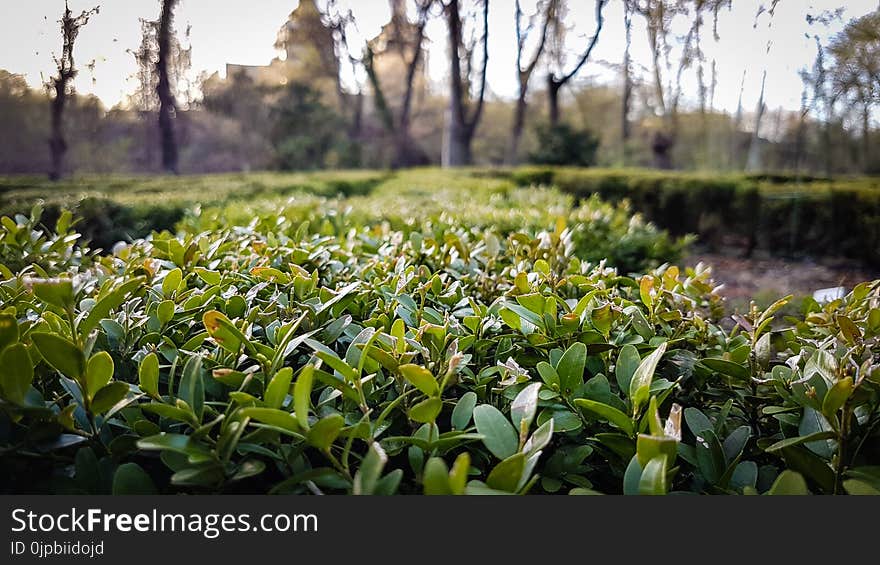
<box><xmin>503</xmin><ymin>167</ymin><xmax>880</xmax><ymax>266</ymax></box>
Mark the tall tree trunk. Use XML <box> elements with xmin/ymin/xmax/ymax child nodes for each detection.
<box><xmin>157</xmin><ymin>0</ymin><xmax>179</xmax><ymax>174</ymax></box>
<box><xmin>508</xmin><ymin>95</ymin><xmax>528</xmax><ymax>163</ymax></box>
<box><xmin>443</xmin><ymin>0</ymin><xmax>489</xmax><ymax>168</ymax></box>
<box><xmin>621</xmin><ymin>2</ymin><xmax>632</xmax><ymax>152</ymax></box>
<box><xmin>546</xmin><ymin>0</ymin><xmax>607</xmax><ymax>130</ymax></box>
<box><xmin>548</xmin><ymin>77</ymin><xmax>562</xmax><ymax>127</ymax></box>
<box><xmin>48</xmin><ymin>81</ymin><xmax>68</xmax><ymax>181</ymax></box>
<box><xmin>507</xmin><ymin>0</ymin><xmax>555</xmax><ymax>165</ymax></box>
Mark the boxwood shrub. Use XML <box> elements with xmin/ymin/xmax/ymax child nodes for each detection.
<box><xmin>1</xmin><ymin>195</ymin><xmax>879</xmax><ymax>495</ymax></box>
<box><xmin>503</xmin><ymin>167</ymin><xmax>880</xmax><ymax>266</ymax></box>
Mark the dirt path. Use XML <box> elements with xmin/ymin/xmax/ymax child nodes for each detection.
<box><xmin>684</xmin><ymin>250</ymin><xmax>879</xmax><ymax>304</ymax></box>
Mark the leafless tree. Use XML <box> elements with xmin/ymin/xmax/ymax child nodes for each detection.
<box><xmin>157</xmin><ymin>0</ymin><xmax>180</xmax><ymax>174</ymax></box>
<box><xmin>507</xmin><ymin>0</ymin><xmax>557</xmax><ymax>164</ymax></box>
<box><xmin>363</xmin><ymin>0</ymin><xmax>434</xmax><ymax>167</ymax></box>
<box><xmin>47</xmin><ymin>1</ymin><xmax>99</xmax><ymax>181</ymax></box>
<box><xmin>442</xmin><ymin>0</ymin><xmax>490</xmax><ymax>167</ymax></box>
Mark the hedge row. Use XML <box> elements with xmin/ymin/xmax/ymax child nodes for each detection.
<box><xmin>502</xmin><ymin>168</ymin><xmax>880</xmax><ymax>266</ymax></box>
<box><xmin>4</xmin><ymin>204</ymin><xmax>880</xmax><ymax>495</ymax></box>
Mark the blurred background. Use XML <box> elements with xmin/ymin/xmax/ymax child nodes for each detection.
<box><xmin>1</xmin><ymin>0</ymin><xmax>878</xmax><ymax>175</ymax></box>
<box><xmin>1</xmin><ymin>0</ymin><xmax>879</xmax><ymax>310</ymax></box>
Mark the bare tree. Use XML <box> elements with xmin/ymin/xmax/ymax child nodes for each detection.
<box><xmin>47</xmin><ymin>1</ymin><xmax>99</xmax><ymax>181</ymax></box>
<box><xmin>443</xmin><ymin>0</ymin><xmax>490</xmax><ymax>167</ymax></box>
<box><xmin>546</xmin><ymin>0</ymin><xmax>608</xmax><ymax>128</ymax></box>
<box><xmin>507</xmin><ymin>0</ymin><xmax>557</xmax><ymax>164</ymax></box>
<box><xmin>632</xmin><ymin>0</ymin><xmax>729</xmax><ymax>169</ymax></box>
<box><xmin>621</xmin><ymin>0</ymin><xmax>634</xmax><ymax>152</ymax></box>
<box><xmin>157</xmin><ymin>0</ymin><xmax>180</xmax><ymax>174</ymax></box>
<box><xmin>363</xmin><ymin>0</ymin><xmax>434</xmax><ymax>168</ymax></box>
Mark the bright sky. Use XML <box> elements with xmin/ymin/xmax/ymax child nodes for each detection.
<box><xmin>0</xmin><ymin>0</ymin><xmax>876</xmax><ymax>114</ymax></box>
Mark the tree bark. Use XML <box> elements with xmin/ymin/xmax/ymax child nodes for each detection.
<box><xmin>48</xmin><ymin>3</ymin><xmax>97</xmax><ymax>181</ymax></box>
<box><xmin>157</xmin><ymin>0</ymin><xmax>179</xmax><ymax>174</ymax></box>
<box><xmin>507</xmin><ymin>0</ymin><xmax>555</xmax><ymax>165</ymax></box>
<box><xmin>48</xmin><ymin>78</ymin><xmax>68</xmax><ymax>181</ymax></box>
<box><xmin>443</xmin><ymin>0</ymin><xmax>489</xmax><ymax>167</ymax></box>
<box><xmin>621</xmin><ymin>1</ymin><xmax>633</xmax><ymax>157</ymax></box>
<box><xmin>546</xmin><ymin>0</ymin><xmax>607</xmax><ymax>128</ymax></box>
<box><xmin>508</xmin><ymin>94</ymin><xmax>528</xmax><ymax>163</ymax></box>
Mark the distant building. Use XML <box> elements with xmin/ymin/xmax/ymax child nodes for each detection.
<box><xmin>221</xmin><ymin>0</ymin><xmax>338</xmax><ymax>90</ymax></box>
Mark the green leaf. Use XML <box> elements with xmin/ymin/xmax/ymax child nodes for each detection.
<box><xmin>821</xmin><ymin>377</ymin><xmax>853</xmax><ymax>420</ymax></box>
<box><xmin>575</xmin><ymin>398</ymin><xmax>634</xmax><ymax>436</ymax></box>
<box><xmin>779</xmin><ymin>445</ymin><xmax>835</xmax><ymax>494</ymax></box>
<box><xmin>722</xmin><ymin>426</ymin><xmax>751</xmax><ymax>463</ymax></box>
<box><xmin>307</xmin><ymin>414</ymin><xmax>344</xmax><ymax>450</ymax></box>
<box><xmin>557</xmin><ymin>342</ymin><xmax>587</xmax><ymax>393</ymax></box>
<box><xmin>264</xmin><ymin>367</ymin><xmax>293</xmax><ymax>410</ymax></box>
<box><xmin>353</xmin><ymin>442</ymin><xmax>387</xmax><ymax>495</ymax></box>
<box><xmin>422</xmin><ymin>457</ymin><xmax>451</xmax><ymax>495</ymax></box>
<box><xmin>684</xmin><ymin>407</ymin><xmax>713</xmax><ymax>437</ymax></box>
<box><xmin>764</xmin><ymin>431</ymin><xmax>837</xmax><ymax>453</ymax></box>
<box><xmin>0</xmin><ymin>343</ymin><xmax>33</xmax><ymax>405</ymax></box>
<box><xmin>30</xmin><ymin>278</ymin><xmax>74</xmax><ymax>310</ymax></box>
<box><xmin>294</xmin><ymin>364</ymin><xmax>314</xmax><ymax>431</ymax></box>
<box><xmin>449</xmin><ymin>452</ymin><xmax>470</xmax><ymax>495</ymax></box>
<box><xmin>90</xmin><ymin>382</ymin><xmax>129</xmax><ymax>415</ymax></box>
<box><xmin>615</xmin><ymin>345</ymin><xmax>640</xmax><ymax>396</ymax></box>
<box><xmin>536</xmin><ymin>361</ymin><xmax>560</xmax><ymax>388</ymax></box>
<box><xmin>112</xmin><ymin>463</ymin><xmax>157</xmax><ymax>495</ymax></box>
<box><xmin>239</xmin><ymin>407</ymin><xmax>302</xmax><ymax>434</ymax></box>
<box><xmin>0</xmin><ymin>313</ymin><xmax>20</xmax><ymax>351</ymax></box>
<box><xmin>315</xmin><ymin>350</ymin><xmax>358</xmax><ymax>382</ymax></box>
<box><xmin>141</xmin><ymin>403</ymin><xmax>196</xmax><ymax>425</ymax></box>
<box><xmin>623</xmin><ymin>456</ymin><xmax>643</xmax><ymax>495</ymax></box>
<box><xmin>473</xmin><ymin>404</ymin><xmax>518</xmax><ymax>460</ymax></box>
<box><xmin>138</xmin><ymin>353</ymin><xmax>160</xmax><ymax>398</ymax></box>
<box><xmin>638</xmin><ymin>455</ymin><xmax>668</xmax><ymax>495</ymax></box>
<box><xmin>695</xmin><ymin>429</ymin><xmax>726</xmax><ymax>484</ymax></box>
<box><xmin>32</xmin><ymin>332</ymin><xmax>85</xmax><ymax>380</ymax></box>
<box><xmin>843</xmin><ymin>479</ymin><xmax>880</xmax><ymax>495</ymax></box>
<box><xmin>408</xmin><ymin>397</ymin><xmax>442</xmax><ymax>423</ymax></box>
<box><xmin>510</xmin><ymin>382</ymin><xmax>541</xmax><ymax>432</ymax></box>
<box><xmin>766</xmin><ymin>470</ymin><xmax>810</xmax><ymax>495</ymax></box>
<box><xmin>85</xmin><ymin>351</ymin><xmax>114</xmax><ymax>401</ymax></box>
<box><xmin>177</xmin><ymin>355</ymin><xmax>204</xmax><ymax>421</ymax></box>
<box><xmin>591</xmin><ymin>303</ymin><xmax>612</xmax><ymax>337</ymax></box>
<box><xmin>486</xmin><ymin>452</ymin><xmax>526</xmax><ymax>493</ymax></box>
<box><xmin>194</xmin><ymin>267</ymin><xmax>221</xmax><ymax>286</ymax></box>
<box><xmin>80</xmin><ymin>277</ymin><xmax>144</xmax><ymax>338</ymax></box>
<box><xmin>137</xmin><ymin>433</ymin><xmax>213</xmax><ymax>460</ymax></box>
<box><xmin>162</xmin><ymin>268</ymin><xmax>183</xmax><ymax>296</ymax></box>
<box><xmin>636</xmin><ymin>434</ymin><xmax>678</xmax><ymax>468</ymax></box>
<box><xmin>398</xmin><ymin>364</ymin><xmax>439</xmax><ymax>396</ymax></box>
<box><xmin>629</xmin><ymin>342</ymin><xmax>667</xmax><ymax>415</ymax></box>
<box><xmin>203</xmin><ymin>310</ymin><xmax>245</xmax><ymax>354</ymax></box>
<box><xmin>701</xmin><ymin>358</ymin><xmax>751</xmax><ymax>381</ymax></box>
<box><xmin>516</xmin><ymin>293</ymin><xmax>545</xmax><ymax>315</ymax></box>
<box><xmin>451</xmin><ymin>391</ymin><xmax>477</xmax><ymax>431</ymax></box>
<box><xmin>523</xmin><ymin>419</ymin><xmax>554</xmax><ymax>456</ymax></box>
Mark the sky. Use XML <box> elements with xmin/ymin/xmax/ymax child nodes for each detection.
<box><xmin>0</xmin><ymin>0</ymin><xmax>877</xmax><ymax>115</ymax></box>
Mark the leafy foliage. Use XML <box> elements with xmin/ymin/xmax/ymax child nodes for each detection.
<box><xmin>0</xmin><ymin>191</ymin><xmax>879</xmax><ymax>495</ymax></box>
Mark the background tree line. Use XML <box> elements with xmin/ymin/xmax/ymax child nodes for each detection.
<box><xmin>1</xmin><ymin>0</ymin><xmax>879</xmax><ymax>179</ymax></box>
